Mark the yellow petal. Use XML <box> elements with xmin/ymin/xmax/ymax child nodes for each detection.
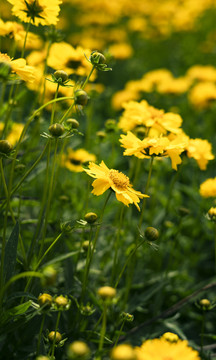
<box><xmin>92</xmin><ymin>178</ymin><xmax>110</xmax><ymax>195</ymax></box>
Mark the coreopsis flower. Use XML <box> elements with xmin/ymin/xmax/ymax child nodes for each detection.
<box><xmin>61</xmin><ymin>149</ymin><xmax>96</xmax><ymax>172</ymax></box>
<box><xmin>189</xmin><ymin>82</ymin><xmax>216</xmax><ymax>109</ymax></box>
<box><xmin>0</xmin><ymin>53</ymin><xmax>35</xmax><ymax>82</ymax></box>
<box><xmin>135</xmin><ymin>333</ymin><xmax>200</xmax><ymax>360</ymax></box>
<box><xmin>48</xmin><ymin>42</ymin><xmax>94</xmax><ymax>79</ymax></box>
<box><xmin>187</xmin><ymin>65</ymin><xmax>216</xmax><ymax>82</ymax></box>
<box><xmin>120</xmin><ymin>131</ymin><xmax>187</xmax><ymax>170</ymax></box>
<box><xmin>118</xmin><ymin>100</ymin><xmax>183</xmax><ymax>135</ymax></box>
<box><xmin>84</xmin><ymin>161</ymin><xmax>149</xmax><ymax>210</ymax></box>
<box><xmin>186</xmin><ymin>138</ymin><xmax>214</xmax><ymax>170</ymax></box>
<box><xmin>157</xmin><ymin>76</ymin><xmax>191</xmax><ymax>95</ymax></box>
<box><xmin>7</xmin><ymin>0</ymin><xmax>62</xmax><ymax>26</ymax></box>
<box><xmin>200</xmin><ymin>178</ymin><xmax>216</xmax><ymax>198</ymax></box>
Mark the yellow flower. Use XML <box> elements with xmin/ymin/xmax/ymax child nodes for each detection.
<box><xmin>189</xmin><ymin>82</ymin><xmax>216</xmax><ymax>109</ymax></box>
<box><xmin>109</xmin><ymin>42</ymin><xmax>133</xmax><ymax>60</ymax></box>
<box><xmin>118</xmin><ymin>100</ymin><xmax>183</xmax><ymax>135</ymax></box>
<box><xmin>61</xmin><ymin>149</ymin><xmax>96</xmax><ymax>173</ymax></box>
<box><xmin>48</xmin><ymin>42</ymin><xmax>94</xmax><ymax>79</ymax></box>
<box><xmin>135</xmin><ymin>334</ymin><xmax>200</xmax><ymax>360</ymax></box>
<box><xmin>84</xmin><ymin>161</ymin><xmax>149</xmax><ymax>210</ymax></box>
<box><xmin>186</xmin><ymin>138</ymin><xmax>214</xmax><ymax>170</ymax></box>
<box><xmin>7</xmin><ymin>123</ymin><xmax>24</xmax><ymax>145</ymax></box>
<box><xmin>120</xmin><ymin>132</ymin><xmax>186</xmax><ymax>170</ymax></box>
<box><xmin>200</xmin><ymin>178</ymin><xmax>216</xmax><ymax>198</ymax></box>
<box><xmin>7</xmin><ymin>0</ymin><xmax>62</xmax><ymax>26</ymax></box>
<box><xmin>0</xmin><ymin>53</ymin><xmax>35</xmax><ymax>82</ymax></box>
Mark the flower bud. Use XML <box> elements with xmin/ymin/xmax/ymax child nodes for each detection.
<box><xmin>120</xmin><ymin>312</ymin><xmax>134</xmax><ymax>322</ymax></box>
<box><xmin>90</xmin><ymin>51</ymin><xmax>106</xmax><ymax>65</ymax></box>
<box><xmin>54</xmin><ymin>295</ymin><xmax>70</xmax><ymax>309</ymax></box>
<box><xmin>14</xmin><ymin>164</ymin><xmax>26</xmax><ymax>174</ymax></box>
<box><xmin>136</xmin><ymin>126</ymin><xmax>146</xmax><ymax>138</ymax></box>
<box><xmin>67</xmin><ymin>341</ymin><xmax>90</xmax><ymax>359</ymax></box>
<box><xmin>145</xmin><ymin>227</ymin><xmax>159</xmax><ymax>241</ymax></box>
<box><xmin>54</xmin><ymin>70</ymin><xmax>68</xmax><ymax>83</ymax></box>
<box><xmin>178</xmin><ymin>206</ymin><xmax>190</xmax><ymax>217</ymax></box>
<box><xmin>82</xmin><ymin>240</ymin><xmax>90</xmax><ymax>251</ymax></box>
<box><xmin>96</xmin><ymin>130</ymin><xmax>106</xmax><ymax>139</ymax></box>
<box><xmin>199</xmin><ymin>298</ymin><xmax>211</xmax><ymax>310</ymax></box>
<box><xmin>0</xmin><ymin>140</ymin><xmax>13</xmax><ymax>154</ymax></box>
<box><xmin>97</xmin><ymin>286</ymin><xmax>116</xmax><ymax>300</ymax></box>
<box><xmin>105</xmin><ymin>119</ymin><xmax>116</xmax><ymax>133</ymax></box>
<box><xmin>207</xmin><ymin>207</ymin><xmax>216</xmax><ymax>222</ymax></box>
<box><xmin>161</xmin><ymin>332</ymin><xmax>179</xmax><ymax>343</ymax></box>
<box><xmin>74</xmin><ymin>89</ymin><xmax>89</xmax><ymax>106</ymax></box>
<box><xmin>66</xmin><ymin>118</ymin><xmax>80</xmax><ymax>129</ymax></box>
<box><xmin>48</xmin><ymin>123</ymin><xmax>65</xmax><ymax>137</ymax></box>
<box><xmin>36</xmin><ymin>356</ymin><xmax>51</xmax><ymax>360</ymax></box>
<box><xmin>48</xmin><ymin>331</ymin><xmax>62</xmax><ymax>344</ymax></box>
<box><xmin>111</xmin><ymin>344</ymin><xmax>136</xmax><ymax>360</ymax></box>
<box><xmin>38</xmin><ymin>293</ymin><xmax>53</xmax><ymax>309</ymax></box>
<box><xmin>84</xmin><ymin>212</ymin><xmax>98</xmax><ymax>224</ymax></box>
<box><xmin>41</xmin><ymin>265</ymin><xmax>57</xmax><ymax>287</ymax></box>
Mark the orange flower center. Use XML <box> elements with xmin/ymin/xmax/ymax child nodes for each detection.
<box><xmin>109</xmin><ymin>170</ymin><xmax>130</xmax><ymax>190</ymax></box>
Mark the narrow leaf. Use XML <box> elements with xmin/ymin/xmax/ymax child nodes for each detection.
<box><xmin>3</xmin><ymin>222</ymin><xmax>19</xmax><ymax>283</ymax></box>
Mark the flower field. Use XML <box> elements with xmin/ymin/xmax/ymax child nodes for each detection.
<box><xmin>1</xmin><ymin>0</ymin><xmax>216</xmax><ymax>359</ymax></box>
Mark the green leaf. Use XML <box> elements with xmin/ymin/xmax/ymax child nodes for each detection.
<box><xmin>3</xmin><ymin>222</ymin><xmax>19</xmax><ymax>283</ymax></box>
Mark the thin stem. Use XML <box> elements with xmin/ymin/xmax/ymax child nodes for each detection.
<box><xmin>36</xmin><ymin>312</ymin><xmax>46</xmax><ymax>355</ymax></box>
<box><xmin>111</xmin><ymin>205</ymin><xmax>125</xmax><ymax>285</ymax></box>
<box><xmin>21</xmin><ymin>20</ymin><xmax>31</xmax><ymax>58</ymax></box>
<box><xmin>50</xmin><ymin>311</ymin><xmax>61</xmax><ymax>359</ymax></box>
<box><xmin>81</xmin><ymin>65</ymin><xmax>95</xmax><ymax>90</ymax></box>
<box><xmin>138</xmin><ymin>156</ymin><xmax>154</xmax><ymax>229</ymax></box>
<box><xmin>80</xmin><ymin>226</ymin><xmax>94</xmax><ymax>303</ymax></box>
<box><xmin>38</xmin><ymin>138</ymin><xmax>59</xmax><ymax>259</ymax></box>
<box><xmin>50</xmin><ymin>84</ymin><xmax>60</xmax><ymax>125</ymax></box>
<box><xmin>35</xmin><ymin>232</ymin><xmax>63</xmax><ymax>270</ymax></box>
<box><xmin>214</xmin><ymin>223</ymin><xmax>216</xmax><ymax>274</ymax></box>
<box><xmin>98</xmin><ymin>302</ymin><xmax>107</xmax><ymax>357</ymax></box>
<box><xmin>113</xmin><ymin>320</ymin><xmax>125</xmax><ymax>348</ymax></box>
<box><xmin>200</xmin><ymin>312</ymin><xmax>205</xmax><ymax>355</ymax></box>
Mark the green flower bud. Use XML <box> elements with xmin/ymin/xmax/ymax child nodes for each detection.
<box><xmin>136</xmin><ymin>126</ymin><xmax>146</xmax><ymax>138</ymax></box>
<box><xmin>96</xmin><ymin>130</ymin><xmax>106</xmax><ymax>139</ymax></box>
<box><xmin>84</xmin><ymin>212</ymin><xmax>98</xmax><ymax>224</ymax></box>
<box><xmin>145</xmin><ymin>227</ymin><xmax>159</xmax><ymax>241</ymax></box>
<box><xmin>48</xmin><ymin>331</ymin><xmax>62</xmax><ymax>344</ymax></box>
<box><xmin>82</xmin><ymin>240</ymin><xmax>90</xmax><ymax>251</ymax></box>
<box><xmin>54</xmin><ymin>70</ymin><xmax>68</xmax><ymax>83</ymax></box>
<box><xmin>36</xmin><ymin>356</ymin><xmax>51</xmax><ymax>360</ymax></box>
<box><xmin>105</xmin><ymin>119</ymin><xmax>116</xmax><ymax>132</ymax></box>
<box><xmin>42</xmin><ymin>265</ymin><xmax>57</xmax><ymax>287</ymax></box>
<box><xmin>74</xmin><ymin>89</ymin><xmax>89</xmax><ymax>106</ymax></box>
<box><xmin>48</xmin><ymin>123</ymin><xmax>65</xmax><ymax>137</ymax></box>
<box><xmin>90</xmin><ymin>51</ymin><xmax>106</xmax><ymax>65</ymax></box>
<box><xmin>0</xmin><ymin>140</ymin><xmax>13</xmax><ymax>154</ymax></box>
<box><xmin>66</xmin><ymin>118</ymin><xmax>80</xmax><ymax>129</ymax></box>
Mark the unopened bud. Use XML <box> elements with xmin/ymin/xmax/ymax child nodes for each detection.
<box><xmin>75</xmin><ymin>89</ymin><xmax>89</xmax><ymax>106</ymax></box>
<box><xmin>54</xmin><ymin>70</ymin><xmax>68</xmax><ymax>83</ymax></box>
<box><xmin>67</xmin><ymin>341</ymin><xmax>90</xmax><ymax>359</ymax></box>
<box><xmin>84</xmin><ymin>212</ymin><xmax>98</xmax><ymax>224</ymax></box>
<box><xmin>111</xmin><ymin>344</ymin><xmax>136</xmax><ymax>360</ymax></box>
<box><xmin>48</xmin><ymin>331</ymin><xmax>62</xmax><ymax>344</ymax></box>
<box><xmin>54</xmin><ymin>295</ymin><xmax>70</xmax><ymax>309</ymax></box>
<box><xmin>49</xmin><ymin>123</ymin><xmax>65</xmax><ymax>137</ymax></box>
<box><xmin>97</xmin><ymin>286</ymin><xmax>116</xmax><ymax>300</ymax></box>
<box><xmin>0</xmin><ymin>140</ymin><xmax>12</xmax><ymax>154</ymax></box>
<box><xmin>38</xmin><ymin>293</ymin><xmax>53</xmax><ymax>309</ymax></box>
<box><xmin>90</xmin><ymin>51</ymin><xmax>106</xmax><ymax>65</ymax></box>
<box><xmin>199</xmin><ymin>298</ymin><xmax>211</xmax><ymax>310</ymax></box>
<box><xmin>66</xmin><ymin>118</ymin><xmax>79</xmax><ymax>129</ymax></box>
<box><xmin>145</xmin><ymin>227</ymin><xmax>159</xmax><ymax>241</ymax></box>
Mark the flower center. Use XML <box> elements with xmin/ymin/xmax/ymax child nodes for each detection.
<box><xmin>23</xmin><ymin>0</ymin><xmax>44</xmax><ymax>21</ymax></box>
<box><xmin>109</xmin><ymin>169</ymin><xmax>130</xmax><ymax>190</ymax></box>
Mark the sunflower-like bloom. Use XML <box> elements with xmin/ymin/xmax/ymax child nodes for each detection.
<box><xmin>200</xmin><ymin>178</ymin><xmax>216</xmax><ymax>198</ymax></box>
<box><xmin>118</xmin><ymin>100</ymin><xmax>183</xmax><ymax>135</ymax></box>
<box><xmin>135</xmin><ymin>333</ymin><xmax>200</xmax><ymax>360</ymax></box>
<box><xmin>186</xmin><ymin>138</ymin><xmax>214</xmax><ymax>170</ymax></box>
<box><xmin>7</xmin><ymin>0</ymin><xmax>62</xmax><ymax>26</ymax></box>
<box><xmin>0</xmin><ymin>53</ymin><xmax>35</xmax><ymax>82</ymax></box>
<box><xmin>120</xmin><ymin>131</ymin><xmax>187</xmax><ymax>170</ymax></box>
<box><xmin>61</xmin><ymin>149</ymin><xmax>96</xmax><ymax>173</ymax></box>
<box><xmin>84</xmin><ymin>161</ymin><xmax>149</xmax><ymax>210</ymax></box>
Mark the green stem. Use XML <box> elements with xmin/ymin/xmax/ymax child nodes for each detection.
<box><xmin>81</xmin><ymin>65</ymin><xmax>96</xmax><ymax>89</ymax></box>
<box><xmin>214</xmin><ymin>223</ymin><xmax>216</xmax><ymax>274</ymax></box>
<box><xmin>113</xmin><ymin>320</ymin><xmax>125</xmax><ymax>348</ymax></box>
<box><xmin>35</xmin><ymin>232</ymin><xmax>63</xmax><ymax>270</ymax></box>
<box><xmin>201</xmin><ymin>312</ymin><xmax>205</xmax><ymax>355</ymax></box>
<box><xmin>138</xmin><ymin>156</ymin><xmax>154</xmax><ymax>229</ymax></box>
<box><xmin>50</xmin><ymin>311</ymin><xmax>61</xmax><ymax>359</ymax></box>
<box><xmin>98</xmin><ymin>302</ymin><xmax>107</xmax><ymax>357</ymax></box>
<box><xmin>21</xmin><ymin>19</ymin><xmax>31</xmax><ymax>58</ymax></box>
<box><xmin>36</xmin><ymin>312</ymin><xmax>46</xmax><ymax>355</ymax></box>
<box><xmin>50</xmin><ymin>84</ymin><xmax>60</xmax><ymax>125</ymax></box>
<box><xmin>80</xmin><ymin>226</ymin><xmax>94</xmax><ymax>303</ymax></box>
<box><xmin>38</xmin><ymin>138</ymin><xmax>59</xmax><ymax>259</ymax></box>
<box><xmin>114</xmin><ymin>238</ymin><xmax>146</xmax><ymax>289</ymax></box>
<box><xmin>80</xmin><ymin>191</ymin><xmax>112</xmax><ymax>303</ymax></box>
<box><xmin>111</xmin><ymin>205</ymin><xmax>125</xmax><ymax>285</ymax></box>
